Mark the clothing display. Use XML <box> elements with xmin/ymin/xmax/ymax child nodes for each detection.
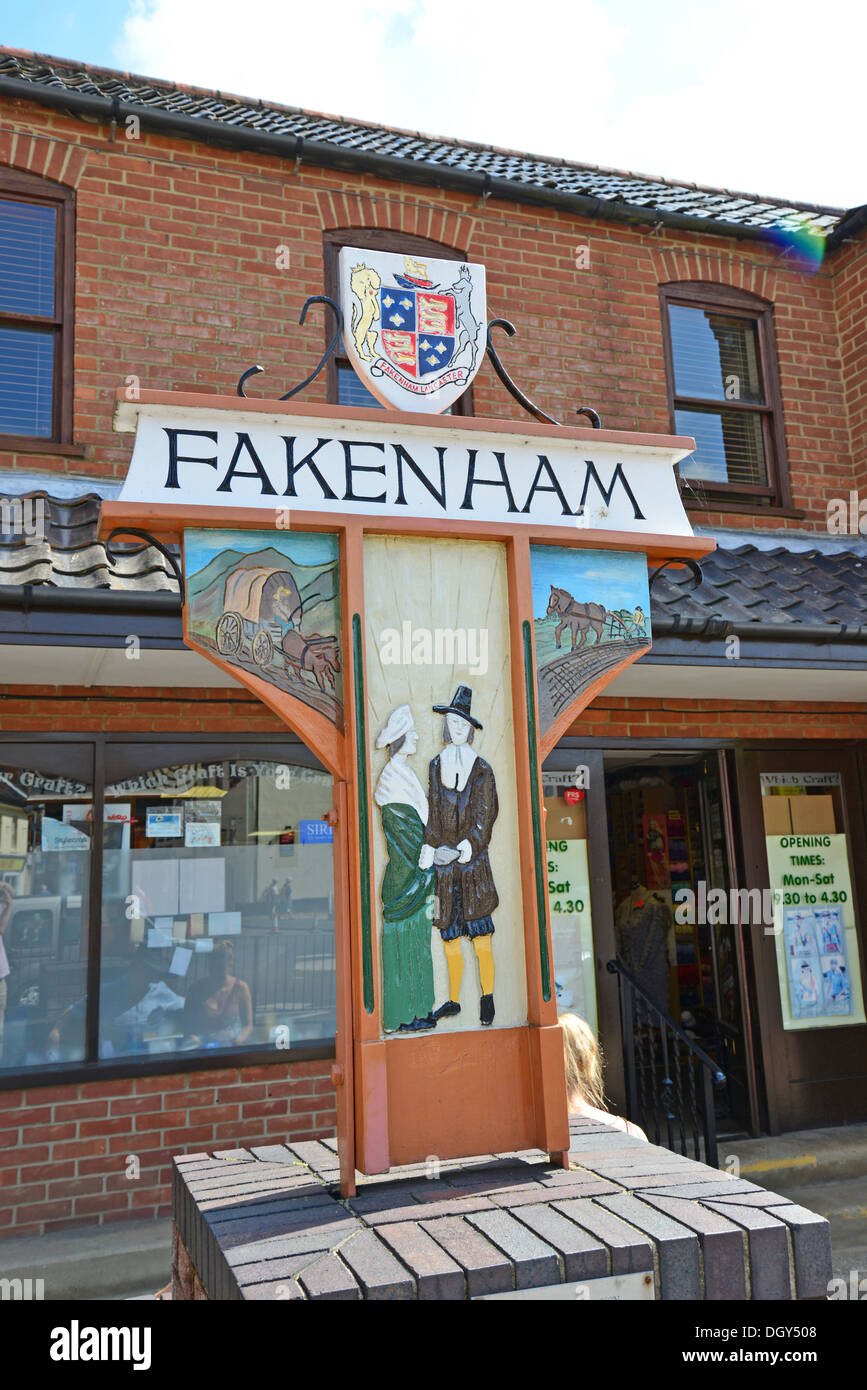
<box><xmin>614</xmin><ymin>884</ymin><xmax>672</xmax><ymax>1015</ymax></box>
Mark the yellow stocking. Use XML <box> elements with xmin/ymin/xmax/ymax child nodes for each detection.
<box><xmin>443</xmin><ymin>939</ymin><xmax>463</xmax><ymax>1002</ymax></box>
<box><xmin>472</xmin><ymin>936</ymin><xmax>495</xmax><ymax>996</ymax></box>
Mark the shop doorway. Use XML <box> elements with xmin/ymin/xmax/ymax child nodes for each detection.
<box><xmin>603</xmin><ymin>749</ymin><xmax>759</xmax><ymax>1138</ymax></box>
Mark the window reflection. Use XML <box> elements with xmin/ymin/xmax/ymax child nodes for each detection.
<box><xmin>100</xmin><ymin>757</ymin><xmax>336</xmax><ymax>1058</ymax></box>
<box><xmin>0</xmin><ymin>755</ymin><xmax>91</xmax><ymax>1069</ymax></box>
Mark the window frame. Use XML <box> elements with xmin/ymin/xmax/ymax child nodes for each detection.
<box><xmin>659</xmin><ymin>282</ymin><xmax>791</xmax><ymax>510</ymax></box>
<box><xmin>0</xmin><ymin>168</ymin><xmax>75</xmax><ymax>449</ymax></box>
<box><xmin>323</xmin><ymin>227</ymin><xmax>474</xmax><ymax>415</ymax></box>
<box><xmin>0</xmin><ymin>732</ymin><xmax>335</xmax><ymax>1091</ymax></box>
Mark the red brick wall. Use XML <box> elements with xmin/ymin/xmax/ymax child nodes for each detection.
<box><xmin>0</xmin><ymin>1059</ymin><xmax>336</xmax><ymax>1239</ymax></box>
<box><xmin>578</xmin><ymin>697</ymin><xmax>867</xmax><ymax>741</ymax></box>
<box><xmin>834</xmin><ymin>237</ymin><xmax>867</xmax><ymax>496</ymax></box>
<box><xmin>0</xmin><ymin>97</ymin><xmax>862</xmax><ymax>532</ymax></box>
<box><xmin>0</xmin><ymin>684</ymin><xmax>285</xmax><ymax>733</ymax></box>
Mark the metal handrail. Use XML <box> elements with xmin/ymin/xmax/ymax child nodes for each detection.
<box><xmin>606</xmin><ymin>956</ymin><xmax>727</xmax><ymax>1168</ymax></box>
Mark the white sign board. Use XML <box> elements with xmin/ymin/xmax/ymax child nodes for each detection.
<box><xmin>114</xmin><ymin>402</ymin><xmax>697</xmax><ymax>537</ymax></box>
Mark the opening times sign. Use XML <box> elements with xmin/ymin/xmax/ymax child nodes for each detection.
<box><xmin>766</xmin><ymin>832</ymin><xmax>866</xmax><ymax>1030</ymax></box>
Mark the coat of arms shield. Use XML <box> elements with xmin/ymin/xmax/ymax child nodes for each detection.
<box><xmin>338</xmin><ymin>247</ymin><xmax>486</xmax><ymax>413</ymax></box>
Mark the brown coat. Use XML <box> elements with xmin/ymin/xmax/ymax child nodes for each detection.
<box><xmin>425</xmin><ymin>754</ymin><xmax>499</xmax><ymax>926</ymax></box>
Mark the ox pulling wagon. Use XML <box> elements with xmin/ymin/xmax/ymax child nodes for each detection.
<box><xmin>215</xmin><ymin>566</ymin><xmax>340</xmax><ymax>692</ymax></box>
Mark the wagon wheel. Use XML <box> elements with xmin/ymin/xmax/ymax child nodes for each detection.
<box><xmin>216</xmin><ymin>611</ymin><xmax>243</xmax><ymax>656</ymax></box>
<box><xmin>252</xmin><ymin>629</ymin><xmax>274</xmax><ymax>668</ymax></box>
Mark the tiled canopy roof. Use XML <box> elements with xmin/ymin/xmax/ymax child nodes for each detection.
<box><xmin>651</xmin><ymin>543</ymin><xmax>867</xmax><ymax>630</ymax></box>
<box><xmin>2</xmin><ymin>494</ymin><xmax>866</xmax><ymax>633</ymax></box>
<box><xmin>0</xmin><ymin>48</ymin><xmax>844</xmax><ymax>240</ymax></box>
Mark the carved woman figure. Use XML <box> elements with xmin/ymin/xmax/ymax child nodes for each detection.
<box><xmin>374</xmin><ymin>706</ymin><xmax>437</xmax><ymax>1033</ymax></box>
<box><xmin>419</xmin><ymin>685</ymin><xmax>499</xmax><ymax>1027</ymax></box>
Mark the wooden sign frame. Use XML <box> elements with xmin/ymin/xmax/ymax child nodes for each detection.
<box><xmin>100</xmin><ymin>393</ymin><xmax>713</xmax><ymax>1197</ymax></box>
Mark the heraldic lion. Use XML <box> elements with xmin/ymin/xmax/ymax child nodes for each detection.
<box><xmin>350</xmin><ymin>263</ymin><xmax>381</xmax><ymax>360</ymax></box>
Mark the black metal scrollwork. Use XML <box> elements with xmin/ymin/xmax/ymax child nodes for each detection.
<box><xmin>237</xmin><ymin>296</ymin><xmax>344</xmax><ymax>401</ymax></box>
<box><xmin>485</xmin><ymin>320</ymin><xmax>602</xmax><ymax>429</ymax></box>
<box><xmin>105</xmin><ymin>528</ymin><xmax>185</xmax><ymax>604</ymax></box>
<box><xmin>485</xmin><ymin>319</ymin><xmax>559</xmax><ymax>425</ymax></box>
<box><xmin>648</xmin><ymin>556</ymin><xmax>703</xmax><ymax>593</ymax></box>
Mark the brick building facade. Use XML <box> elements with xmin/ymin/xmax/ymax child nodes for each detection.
<box><xmin>0</xmin><ymin>48</ymin><xmax>865</xmax><ymax>1239</ymax></box>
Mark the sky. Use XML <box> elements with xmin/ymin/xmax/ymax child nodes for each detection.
<box><xmin>3</xmin><ymin>0</ymin><xmax>866</xmax><ymax>210</ymax></box>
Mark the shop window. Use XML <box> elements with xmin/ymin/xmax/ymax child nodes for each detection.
<box><xmin>0</xmin><ymin>170</ymin><xmax>75</xmax><ymax>444</ymax></box>
<box><xmin>0</xmin><ymin>738</ymin><xmax>336</xmax><ymax>1081</ymax></box>
<box><xmin>660</xmin><ymin>283</ymin><xmax>790</xmax><ymax>509</ymax></box>
<box><xmin>98</xmin><ymin>749</ymin><xmax>335</xmax><ymax>1061</ymax></box>
<box><xmin>0</xmin><ymin>744</ymin><xmax>93</xmax><ymax>1071</ymax></box>
<box><xmin>323</xmin><ymin>228</ymin><xmax>473</xmax><ymax>415</ymax></box>
<box><xmin>761</xmin><ymin>772</ymin><xmax>865</xmax><ymax>1030</ymax></box>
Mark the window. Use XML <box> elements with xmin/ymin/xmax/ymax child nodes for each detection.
<box><xmin>660</xmin><ymin>283</ymin><xmax>789</xmax><ymax>508</ymax></box>
<box><xmin>0</xmin><ymin>170</ymin><xmax>74</xmax><ymax>445</ymax></box>
<box><xmin>0</xmin><ymin>738</ymin><xmax>335</xmax><ymax>1081</ymax></box>
<box><xmin>323</xmin><ymin>228</ymin><xmax>473</xmax><ymax>415</ymax></box>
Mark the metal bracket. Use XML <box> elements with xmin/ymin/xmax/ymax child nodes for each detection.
<box><xmin>648</xmin><ymin>556</ymin><xmax>703</xmax><ymax>593</ymax></box>
<box><xmin>105</xmin><ymin>527</ymin><xmax>185</xmax><ymax>604</ymax></box>
<box><xmin>485</xmin><ymin>319</ymin><xmax>603</xmax><ymax>429</ymax></box>
<box><xmin>237</xmin><ymin>295</ymin><xmax>344</xmax><ymax>401</ymax></box>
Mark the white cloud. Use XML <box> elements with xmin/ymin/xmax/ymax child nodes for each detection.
<box><xmin>115</xmin><ymin>0</ymin><xmax>866</xmax><ymax>209</ymax></box>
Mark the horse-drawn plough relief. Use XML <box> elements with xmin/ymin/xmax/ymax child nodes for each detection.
<box><xmin>531</xmin><ymin>545</ymin><xmax>652</xmax><ymax>741</ymax></box>
<box><xmin>184</xmin><ymin>530</ymin><xmax>344</xmax><ymax>726</ymax></box>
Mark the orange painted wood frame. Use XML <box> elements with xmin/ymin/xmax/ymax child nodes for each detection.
<box><xmin>99</xmin><ymin>499</ymin><xmax>714</xmax><ymax>1190</ymax></box>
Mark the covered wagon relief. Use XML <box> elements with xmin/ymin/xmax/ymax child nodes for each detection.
<box><xmin>184</xmin><ymin>529</ymin><xmax>343</xmax><ymax>726</ymax></box>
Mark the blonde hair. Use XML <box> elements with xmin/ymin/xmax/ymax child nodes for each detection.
<box><xmin>560</xmin><ymin>1012</ymin><xmax>607</xmax><ymax>1111</ymax></box>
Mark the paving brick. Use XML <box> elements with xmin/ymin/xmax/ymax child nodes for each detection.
<box><xmin>552</xmin><ymin>1198</ymin><xmax>653</xmax><ymax>1274</ymax></box>
<box><xmin>340</xmin><ymin>1229</ymin><xmax>417</xmax><ymax>1300</ymax></box>
<box><xmin>298</xmin><ymin>1253</ymin><xmax>362</xmax><ymax>1300</ymax></box>
<box><xmin>377</xmin><ymin>1221</ymin><xmax>465</xmax><ymax>1299</ymax></box>
<box><xmin>285</xmin><ymin>1140</ymin><xmax>340</xmax><ymax>1174</ymax></box>
<box><xmin>629</xmin><ymin>1178</ymin><xmax>765</xmax><ymax>1198</ymax></box>
<box><xmin>509</xmin><ymin>1203</ymin><xmax>609</xmax><ymax>1282</ymax></box>
<box><xmin>249</xmin><ymin>1145</ymin><xmax>298</xmax><ymax>1164</ymax></box>
<box><xmin>420</xmin><ymin>1216</ymin><xmax>514</xmax><ymax>1298</ymax></box>
<box><xmin>703</xmin><ymin>1201</ymin><xmax>792</xmax><ymax>1300</ymax></box>
<box><xmin>211</xmin><ymin>1148</ymin><xmax>255</xmax><ymax>1162</ymax></box>
<box><xmin>492</xmin><ymin>1180</ymin><xmax>619</xmax><ymax>1208</ymax></box>
<box><xmin>641</xmin><ymin>1195</ymin><xmax>748</xmax><ymax>1299</ymax></box>
<box><xmin>225</xmin><ymin>1223</ymin><xmax>363</xmax><ymax>1267</ymax></box>
<box><xmin>211</xmin><ymin>1205</ymin><xmax>356</xmax><ymax>1251</ymax></box>
<box><xmin>595</xmin><ymin>1194</ymin><xmax>701</xmax><ymax>1300</ymax></box>
<box><xmin>243</xmin><ymin>1278</ymin><xmax>306</xmax><ymax>1300</ymax></box>
<box><xmin>764</xmin><ymin>1204</ymin><xmax>832</xmax><ymax>1299</ymax></box>
<box><xmin>465</xmin><ymin>1209</ymin><xmax>561</xmax><ymax>1289</ymax></box>
<box><xmin>366</xmin><ymin>1195</ymin><xmax>497</xmax><ymax>1225</ymax></box>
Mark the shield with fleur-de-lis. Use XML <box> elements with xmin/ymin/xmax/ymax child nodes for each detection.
<box><xmin>339</xmin><ymin>247</ymin><xmax>486</xmax><ymax>413</ymax></box>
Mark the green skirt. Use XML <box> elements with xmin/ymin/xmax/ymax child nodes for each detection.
<box><xmin>380</xmin><ymin>801</ymin><xmax>435</xmax><ymax>1031</ymax></box>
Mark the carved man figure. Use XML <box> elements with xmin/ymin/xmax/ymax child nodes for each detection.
<box><xmin>418</xmin><ymin>685</ymin><xmax>499</xmax><ymax>1026</ymax></box>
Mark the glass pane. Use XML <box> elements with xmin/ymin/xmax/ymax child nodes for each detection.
<box><xmin>0</xmin><ymin>324</ymin><xmax>55</xmax><ymax>436</ymax></box>
<box><xmin>0</xmin><ymin>199</ymin><xmax>56</xmax><ymax>316</ymax></box>
<box><xmin>100</xmin><ymin>755</ymin><xmax>335</xmax><ymax>1058</ymax></box>
<box><xmin>337</xmin><ymin>361</ymin><xmax>454</xmax><ymax>414</ymax></box>
<box><xmin>669</xmin><ymin>305</ymin><xmax>764</xmax><ymax>404</ymax></box>
<box><xmin>337</xmin><ymin>363</ymin><xmax>382</xmax><ymax>409</ymax></box>
<box><xmin>675</xmin><ymin>406</ymin><xmax>767</xmax><ymax>488</ymax></box>
<box><xmin>541</xmin><ymin>771</ymin><xmax>596</xmax><ymax>1036</ymax></box>
<box><xmin>0</xmin><ymin>746</ymin><xmax>93</xmax><ymax>1070</ymax></box>
<box><xmin>760</xmin><ymin>771</ymin><xmax>866</xmax><ymax>1030</ymax></box>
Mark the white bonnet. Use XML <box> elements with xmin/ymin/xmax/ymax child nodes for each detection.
<box><xmin>375</xmin><ymin>704</ymin><xmax>415</xmax><ymax>749</ymax></box>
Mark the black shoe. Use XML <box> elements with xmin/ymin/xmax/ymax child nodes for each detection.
<box><xmin>432</xmin><ymin>1000</ymin><xmax>461</xmax><ymax>1021</ymax></box>
<box><xmin>479</xmin><ymin>993</ymin><xmax>495</xmax><ymax>1026</ymax></box>
<box><xmin>399</xmin><ymin>1014</ymin><xmax>438</xmax><ymax>1032</ymax></box>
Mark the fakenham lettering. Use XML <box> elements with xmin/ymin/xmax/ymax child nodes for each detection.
<box><xmin>161</xmin><ymin>429</ymin><xmax>646</xmax><ymax>520</ymax></box>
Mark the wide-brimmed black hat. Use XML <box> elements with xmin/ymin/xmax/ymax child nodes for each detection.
<box><xmin>432</xmin><ymin>684</ymin><xmax>482</xmax><ymax>730</ymax></box>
